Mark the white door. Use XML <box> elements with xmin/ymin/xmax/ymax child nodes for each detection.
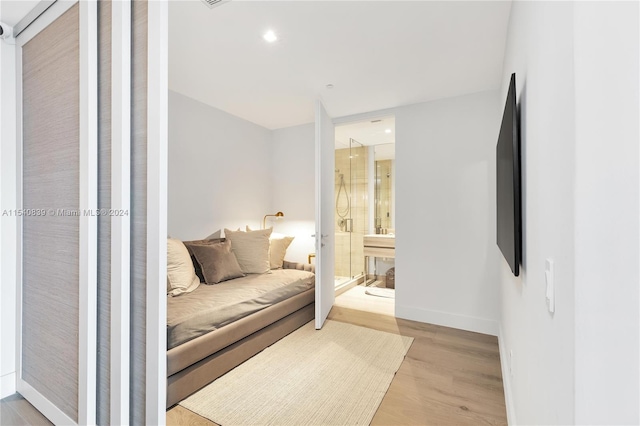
<box><xmin>314</xmin><ymin>100</ymin><xmax>335</xmax><ymax>329</ymax></box>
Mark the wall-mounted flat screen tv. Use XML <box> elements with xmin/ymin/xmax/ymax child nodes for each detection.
<box><xmin>496</xmin><ymin>73</ymin><xmax>522</xmax><ymax>276</ymax></box>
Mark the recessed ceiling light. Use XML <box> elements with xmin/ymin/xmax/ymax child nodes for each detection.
<box><xmin>263</xmin><ymin>30</ymin><xmax>277</xmax><ymax>43</ymax></box>
<box><xmin>385</xmin><ymin>129</ymin><xmax>392</xmax><ymax>134</ymax></box>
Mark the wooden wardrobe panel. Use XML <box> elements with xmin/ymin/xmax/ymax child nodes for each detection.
<box><xmin>21</xmin><ymin>4</ymin><xmax>80</xmax><ymax>422</ymax></box>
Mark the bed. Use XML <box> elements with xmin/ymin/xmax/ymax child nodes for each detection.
<box><xmin>166</xmin><ymin>260</ymin><xmax>315</xmax><ymax>407</ymax></box>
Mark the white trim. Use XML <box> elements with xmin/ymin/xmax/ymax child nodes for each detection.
<box><xmin>78</xmin><ymin>1</ymin><xmax>98</xmax><ymax>424</ymax></box>
<box><xmin>146</xmin><ymin>1</ymin><xmax>168</xmax><ymax>424</ymax></box>
<box><xmin>12</xmin><ymin>0</ymin><xmax>57</xmax><ymax>38</ymax></box>
<box><xmin>17</xmin><ymin>379</ymin><xmax>75</xmax><ymax>425</ymax></box>
<box><xmin>110</xmin><ymin>1</ymin><xmax>131</xmax><ymax>424</ymax></box>
<box><xmin>395</xmin><ymin>304</ymin><xmax>499</xmax><ymax>336</ymax></box>
<box><xmin>15</xmin><ymin>0</ymin><xmax>76</xmax><ymax>47</ymax></box>
<box><xmin>0</xmin><ymin>372</ymin><xmax>16</xmax><ymax>399</ymax></box>
<box><xmin>14</xmin><ymin>39</ymin><xmax>24</xmax><ymax>410</ymax></box>
<box><xmin>498</xmin><ymin>322</ymin><xmax>516</xmax><ymax>425</ymax></box>
<box><xmin>0</xmin><ymin>40</ymin><xmax>19</xmax><ymax>400</ymax></box>
<box><xmin>314</xmin><ymin>100</ymin><xmax>323</xmax><ymax>329</ymax></box>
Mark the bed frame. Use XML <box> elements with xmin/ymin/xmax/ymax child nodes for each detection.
<box><xmin>166</xmin><ymin>261</ymin><xmax>315</xmax><ymax>408</ymax></box>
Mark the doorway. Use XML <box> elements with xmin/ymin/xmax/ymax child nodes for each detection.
<box><xmin>333</xmin><ymin>117</ymin><xmax>396</xmax><ymax>296</ymax></box>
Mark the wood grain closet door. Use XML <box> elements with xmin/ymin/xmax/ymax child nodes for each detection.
<box><xmin>16</xmin><ymin>1</ymin><xmax>165</xmax><ymax>423</ymax></box>
<box><xmin>21</xmin><ymin>4</ymin><xmax>81</xmax><ymax>422</ymax></box>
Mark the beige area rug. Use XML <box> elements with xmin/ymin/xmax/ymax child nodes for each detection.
<box><xmin>180</xmin><ymin>320</ymin><xmax>413</xmax><ymax>426</ymax></box>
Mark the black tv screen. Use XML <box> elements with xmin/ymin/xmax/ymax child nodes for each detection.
<box><xmin>496</xmin><ymin>73</ymin><xmax>522</xmax><ymax>276</ymax></box>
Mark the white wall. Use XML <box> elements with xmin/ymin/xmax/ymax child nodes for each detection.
<box><xmin>573</xmin><ymin>2</ymin><xmax>639</xmax><ymax>424</ymax></box>
<box><xmin>270</xmin><ymin>123</ymin><xmax>316</xmax><ymax>265</ymax></box>
<box><xmin>168</xmin><ymin>92</ymin><xmax>317</xmax><ymax>266</ymax></box>
<box><xmin>0</xmin><ymin>40</ymin><xmax>18</xmax><ymax>398</ymax></box>
<box><xmin>499</xmin><ymin>1</ymin><xmax>640</xmax><ymax>425</ymax></box>
<box><xmin>395</xmin><ymin>90</ymin><xmax>502</xmax><ymax>336</ymax></box>
<box><xmin>168</xmin><ymin>90</ymin><xmax>273</xmax><ymax>239</ymax></box>
<box><xmin>498</xmin><ymin>2</ymin><xmax>577</xmax><ymax>424</ymax></box>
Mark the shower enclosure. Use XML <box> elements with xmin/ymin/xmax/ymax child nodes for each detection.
<box><xmin>334</xmin><ymin>138</ymin><xmax>368</xmax><ymax>288</ymax></box>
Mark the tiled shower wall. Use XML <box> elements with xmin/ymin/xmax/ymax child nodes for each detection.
<box><xmin>334</xmin><ymin>146</ymin><xmax>368</xmax><ymax>279</ymax></box>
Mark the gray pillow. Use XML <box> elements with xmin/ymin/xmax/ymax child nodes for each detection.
<box><xmin>186</xmin><ymin>240</ymin><xmax>245</xmax><ymax>284</ymax></box>
<box><xmin>183</xmin><ymin>238</ymin><xmax>224</xmax><ymax>282</ymax></box>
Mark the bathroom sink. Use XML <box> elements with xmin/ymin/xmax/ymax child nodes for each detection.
<box><xmin>363</xmin><ymin>234</ymin><xmax>395</xmax><ymax>257</ymax></box>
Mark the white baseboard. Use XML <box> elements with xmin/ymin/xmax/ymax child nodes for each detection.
<box><xmin>395</xmin><ymin>304</ymin><xmax>499</xmax><ymax>336</ymax></box>
<box><xmin>1</xmin><ymin>372</ymin><xmax>16</xmax><ymax>399</ymax></box>
<box><xmin>498</xmin><ymin>322</ymin><xmax>516</xmax><ymax>425</ymax></box>
<box><xmin>17</xmin><ymin>378</ymin><xmax>75</xmax><ymax>425</ymax></box>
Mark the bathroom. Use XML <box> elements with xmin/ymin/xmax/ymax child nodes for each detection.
<box><xmin>333</xmin><ymin>117</ymin><xmax>395</xmax><ymax>297</ymax></box>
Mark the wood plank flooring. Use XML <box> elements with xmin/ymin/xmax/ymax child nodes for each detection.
<box><xmin>167</xmin><ymin>286</ymin><xmax>507</xmax><ymax>425</ymax></box>
<box><xmin>0</xmin><ymin>393</ymin><xmax>53</xmax><ymax>426</ymax></box>
<box><xmin>1</xmin><ymin>286</ymin><xmax>506</xmax><ymax>425</ymax></box>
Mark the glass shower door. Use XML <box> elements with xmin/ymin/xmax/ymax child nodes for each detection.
<box><xmin>349</xmin><ymin>139</ymin><xmax>366</xmax><ymax>280</ymax></box>
<box><xmin>334</xmin><ymin>139</ymin><xmax>367</xmax><ymax>287</ymax></box>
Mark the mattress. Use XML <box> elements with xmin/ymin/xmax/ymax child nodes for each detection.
<box><xmin>167</xmin><ymin>269</ymin><xmax>315</xmax><ymax>349</ymax></box>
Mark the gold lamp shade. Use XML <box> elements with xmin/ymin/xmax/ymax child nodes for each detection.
<box><xmin>262</xmin><ymin>211</ymin><xmax>284</xmax><ymax>229</ymax></box>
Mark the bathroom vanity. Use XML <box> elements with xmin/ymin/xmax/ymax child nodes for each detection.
<box><xmin>363</xmin><ymin>234</ymin><xmax>395</xmax><ymax>259</ymax></box>
<box><xmin>364</xmin><ymin>234</ymin><xmax>395</xmax><ymax>285</ymax></box>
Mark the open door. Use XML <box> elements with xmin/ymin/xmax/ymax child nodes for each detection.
<box><xmin>314</xmin><ymin>100</ymin><xmax>335</xmax><ymax>329</ymax></box>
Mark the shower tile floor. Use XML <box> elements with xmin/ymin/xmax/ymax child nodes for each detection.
<box><xmin>334</xmin><ymin>276</ymin><xmax>352</xmax><ymax>287</ymax></box>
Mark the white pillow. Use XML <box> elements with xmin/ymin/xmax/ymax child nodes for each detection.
<box><xmin>167</xmin><ymin>238</ymin><xmax>200</xmax><ymax>296</ymax></box>
<box><xmin>246</xmin><ymin>227</ymin><xmax>295</xmax><ymax>269</ymax></box>
<box><xmin>269</xmin><ymin>235</ymin><xmax>294</xmax><ymax>269</ymax></box>
<box><xmin>225</xmin><ymin>227</ymin><xmax>272</xmax><ymax>274</ymax></box>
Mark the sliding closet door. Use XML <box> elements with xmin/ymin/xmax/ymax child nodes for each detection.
<box><xmin>97</xmin><ymin>0</ymin><xmax>113</xmax><ymax>424</ymax></box>
<box><xmin>130</xmin><ymin>1</ymin><xmax>148</xmax><ymax>423</ymax></box>
<box><xmin>20</xmin><ymin>3</ymin><xmax>91</xmax><ymax>424</ymax></box>
<box><xmin>15</xmin><ymin>0</ymin><xmax>166</xmax><ymax>423</ymax></box>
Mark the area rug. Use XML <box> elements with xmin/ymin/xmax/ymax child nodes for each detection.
<box><xmin>180</xmin><ymin>320</ymin><xmax>413</xmax><ymax>425</ymax></box>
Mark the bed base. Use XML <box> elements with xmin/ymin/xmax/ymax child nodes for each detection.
<box><xmin>167</xmin><ymin>303</ymin><xmax>315</xmax><ymax>408</ymax></box>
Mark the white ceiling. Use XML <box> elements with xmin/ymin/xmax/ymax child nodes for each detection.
<box><xmin>169</xmin><ymin>0</ymin><xmax>512</xmax><ymax>130</ymax></box>
<box><xmin>0</xmin><ymin>1</ymin><xmax>40</xmax><ymax>27</ymax></box>
<box><xmin>2</xmin><ymin>1</ymin><xmax>512</xmax><ymax>132</ymax></box>
<box><xmin>335</xmin><ymin>116</ymin><xmax>394</xmax><ymax>148</ymax></box>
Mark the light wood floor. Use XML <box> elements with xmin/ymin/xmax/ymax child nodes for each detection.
<box><xmin>0</xmin><ymin>393</ymin><xmax>53</xmax><ymax>425</ymax></box>
<box><xmin>1</xmin><ymin>287</ymin><xmax>506</xmax><ymax>425</ymax></box>
<box><xmin>167</xmin><ymin>286</ymin><xmax>507</xmax><ymax>425</ymax></box>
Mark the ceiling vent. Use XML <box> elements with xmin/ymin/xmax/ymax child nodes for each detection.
<box><xmin>201</xmin><ymin>0</ymin><xmax>229</xmax><ymax>9</ymax></box>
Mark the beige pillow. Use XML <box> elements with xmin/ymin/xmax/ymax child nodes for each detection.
<box><xmin>269</xmin><ymin>236</ymin><xmax>294</xmax><ymax>269</ymax></box>
<box><xmin>167</xmin><ymin>238</ymin><xmax>200</xmax><ymax>296</ymax></box>
<box><xmin>187</xmin><ymin>240</ymin><xmax>245</xmax><ymax>284</ymax></box>
<box><xmin>224</xmin><ymin>228</ymin><xmax>272</xmax><ymax>274</ymax></box>
<box><xmin>246</xmin><ymin>227</ymin><xmax>295</xmax><ymax>269</ymax></box>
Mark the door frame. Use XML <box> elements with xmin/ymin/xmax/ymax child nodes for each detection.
<box><xmin>330</xmin><ymin>107</ymin><xmax>398</xmax><ymax>301</ymax></box>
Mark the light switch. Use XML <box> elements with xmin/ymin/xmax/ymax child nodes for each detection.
<box><xmin>545</xmin><ymin>258</ymin><xmax>555</xmax><ymax>313</ymax></box>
